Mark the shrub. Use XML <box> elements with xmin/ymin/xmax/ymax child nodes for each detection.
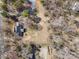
<box><xmin>16</xmin><ymin>46</ymin><xmax>22</xmax><ymax>52</ymax></box>
<box><xmin>44</xmin><ymin>12</ymin><xmax>49</xmax><ymax>17</ymax></box>
<box><xmin>41</xmin><ymin>0</ymin><xmax>46</xmax><ymax>6</ymax></box>
<box><xmin>14</xmin><ymin>0</ymin><xmax>23</xmax><ymax>9</ymax></box>
<box><xmin>1</xmin><ymin>11</ymin><xmax>9</xmax><ymax>17</ymax></box>
<box><xmin>1</xmin><ymin>4</ymin><xmax>8</xmax><ymax>11</ymax></box>
<box><xmin>22</xmin><ymin>10</ymin><xmax>29</xmax><ymax>17</ymax></box>
<box><xmin>41</xmin><ymin>0</ymin><xmax>44</xmax><ymax>4</ymax></box>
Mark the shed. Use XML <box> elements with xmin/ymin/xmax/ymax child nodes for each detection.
<box><xmin>14</xmin><ymin>22</ymin><xmax>26</xmax><ymax>37</ymax></box>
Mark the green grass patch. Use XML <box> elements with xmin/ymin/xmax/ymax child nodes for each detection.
<box><xmin>22</xmin><ymin>10</ymin><xmax>29</xmax><ymax>17</ymax></box>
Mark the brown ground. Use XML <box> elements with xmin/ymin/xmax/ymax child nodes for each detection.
<box><xmin>22</xmin><ymin>0</ymin><xmax>50</xmax><ymax>45</ymax></box>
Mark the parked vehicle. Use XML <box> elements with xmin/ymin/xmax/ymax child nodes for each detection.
<box><xmin>14</xmin><ymin>22</ymin><xmax>26</xmax><ymax>37</ymax></box>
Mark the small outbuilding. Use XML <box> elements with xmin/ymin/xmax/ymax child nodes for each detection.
<box><xmin>14</xmin><ymin>22</ymin><xmax>26</xmax><ymax>37</ymax></box>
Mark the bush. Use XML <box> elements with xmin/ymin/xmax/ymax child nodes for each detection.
<box><xmin>1</xmin><ymin>0</ymin><xmax>7</xmax><ymax>4</ymax></box>
<box><xmin>22</xmin><ymin>10</ymin><xmax>29</xmax><ymax>17</ymax></box>
<box><xmin>14</xmin><ymin>0</ymin><xmax>23</xmax><ymax>9</ymax></box>
<box><xmin>41</xmin><ymin>0</ymin><xmax>44</xmax><ymax>3</ymax></box>
<box><xmin>41</xmin><ymin>0</ymin><xmax>44</xmax><ymax>4</ymax></box>
<box><xmin>44</xmin><ymin>12</ymin><xmax>49</xmax><ymax>17</ymax></box>
<box><xmin>1</xmin><ymin>11</ymin><xmax>9</xmax><ymax>17</ymax></box>
<box><xmin>16</xmin><ymin>46</ymin><xmax>22</xmax><ymax>52</ymax></box>
<box><xmin>1</xmin><ymin>4</ymin><xmax>8</xmax><ymax>11</ymax></box>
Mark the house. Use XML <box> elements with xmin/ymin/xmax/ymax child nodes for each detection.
<box><xmin>29</xmin><ymin>0</ymin><xmax>35</xmax><ymax>10</ymax></box>
<box><xmin>30</xmin><ymin>44</ymin><xmax>36</xmax><ymax>59</ymax></box>
<box><xmin>28</xmin><ymin>8</ymin><xmax>34</xmax><ymax>15</ymax></box>
<box><xmin>24</xmin><ymin>0</ymin><xmax>32</xmax><ymax>8</ymax></box>
<box><xmin>14</xmin><ymin>22</ymin><xmax>26</xmax><ymax>37</ymax></box>
<box><xmin>17</xmin><ymin>0</ymin><xmax>35</xmax><ymax>15</ymax></box>
<box><xmin>17</xmin><ymin>0</ymin><xmax>32</xmax><ymax>12</ymax></box>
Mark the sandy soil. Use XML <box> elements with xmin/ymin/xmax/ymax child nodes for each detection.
<box><xmin>22</xmin><ymin>0</ymin><xmax>49</xmax><ymax>45</ymax></box>
<box><xmin>22</xmin><ymin>0</ymin><xmax>53</xmax><ymax>59</ymax></box>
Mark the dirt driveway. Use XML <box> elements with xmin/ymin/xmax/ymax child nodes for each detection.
<box><xmin>22</xmin><ymin>0</ymin><xmax>49</xmax><ymax>45</ymax></box>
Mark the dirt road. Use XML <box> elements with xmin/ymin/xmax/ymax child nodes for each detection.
<box><xmin>22</xmin><ymin>0</ymin><xmax>52</xmax><ymax>59</ymax></box>
<box><xmin>23</xmin><ymin>0</ymin><xmax>49</xmax><ymax>44</ymax></box>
